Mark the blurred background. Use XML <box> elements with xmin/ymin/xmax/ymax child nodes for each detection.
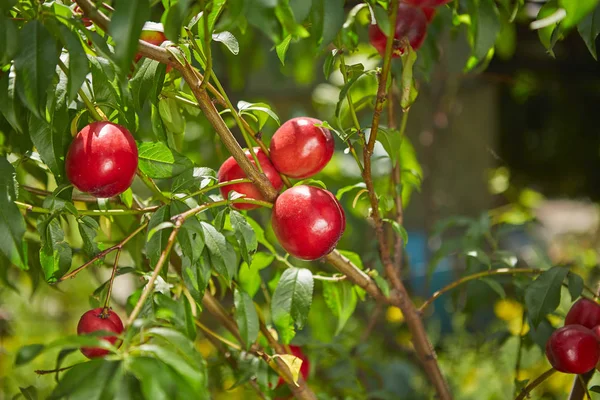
<box><xmin>3</xmin><ymin>1</ymin><xmax>600</xmax><ymax>399</ymax></box>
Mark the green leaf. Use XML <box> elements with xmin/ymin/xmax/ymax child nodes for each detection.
<box><xmin>536</xmin><ymin>0</ymin><xmax>563</xmax><ymax>56</ymax></box>
<box><xmin>131</xmin><ymin>59</ymin><xmax>166</xmax><ymax>108</ymax></box>
<box><xmin>525</xmin><ymin>266</ymin><xmax>569</xmax><ymax>328</ymax></box>
<box><xmin>338</xmin><ymin>250</ymin><xmax>365</xmax><ymax>270</ymax></box>
<box><xmin>127</xmin><ymin>357</ymin><xmax>197</xmax><ymax>400</ymax></box>
<box><xmin>136</xmin><ymin>344</ymin><xmax>205</xmax><ymax>392</ymax></box>
<box><xmin>59</xmin><ymin>26</ymin><xmax>90</xmax><ymax>103</ymax></box>
<box><xmin>0</xmin><ymin>70</ymin><xmax>27</xmax><ymax>134</ymax></box>
<box><xmin>568</xmin><ymin>272</ymin><xmax>584</xmax><ymax>301</ymax></box>
<box><xmin>171</xmin><ymin>167</ymin><xmax>217</xmax><ymax>194</ymax></box>
<box><xmin>49</xmin><ymin>360</ymin><xmax>121</xmax><ymax>400</ymax></box>
<box><xmin>336</xmin><ymin>182</ymin><xmax>367</xmax><ymax>200</ymax></box>
<box><xmin>0</xmin><ymin>158</ymin><xmax>27</xmax><ymax>270</ymax></box>
<box><xmin>15</xmin><ymin>344</ymin><xmax>45</xmax><ymax>366</ymax></box>
<box><xmin>14</xmin><ymin>20</ymin><xmax>60</xmax><ymax>117</ymax></box>
<box><xmin>314</xmin><ymin>0</ymin><xmax>344</xmax><ymax>49</ymax></box>
<box><xmin>560</xmin><ymin>0</ymin><xmax>600</xmax><ymax>29</ymax></box>
<box><xmin>230</xmin><ymin>210</ymin><xmax>257</xmax><ymax>265</ymax></box>
<box><xmin>145</xmin><ymin>206</ymin><xmax>171</xmax><ymax>268</ymax></box>
<box><xmin>19</xmin><ymin>386</ymin><xmax>38</xmax><ymax>400</ymax></box>
<box><xmin>472</xmin><ymin>0</ymin><xmax>501</xmax><ymax>61</ymax></box>
<box><xmin>238</xmin><ymin>252</ymin><xmax>274</xmax><ymax>298</ymax></box>
<box><xmin>276</xmin><ymin>34</ymin><xmax>293</xmax><ymax>65</ymax></box>
<box><xmin>371</xmin><ymin>5</ymin><xmax>391</xmax><ymax>36</ymax></box>
<box><xmin>201</xmin><ymin>222</ymin><xmax>237</xmax><ymax>283</ymax></box>
<box><xmin>322</xmin><ymin>280</ymin><xmax>357</xmax><ymax>335</ymax></box>
<box><xmin>373</xmin><ymin>273</ymin><xmax>390</xmax><ymax>297</ymax></box>
<box><xmin>158</xmin><ymin>97</ymin><xmax>185</xmax><ymax>151</ymax></box>
<box><xmin>481</xmin><ymin>278</ymin><xmax>506</xmax><ymax>299</ymax></box>
<box><xmin>377</xmin><ymin>127</ymin><xmax>403</xmax><ymax>164</ymax></box>
<box><xmin>110</xmin><ymin>0</ymin><xmax>150</xmax><ymax>74</ymax></box>
<box><xmin>138</xmin><ymin>141</ymin><xmax>193</xmax><ymax>179</ymax></box>
<box><xmin>164</xmin><ymin>0</ymin><xmax>192</xmax><ymax>42</ymax></box>
<box><xmin>234</xmin><ymin>288</ymin><xmax>260</xmax><ymax>349</ymax></box>
<box><xmin>578</xmin><ymin>5</ymin><xmax>600</xmax><ymax>60</ymax></box>
<box><xmin>590</xmin><ymin>385</ymin><xmax>600</xmax><ymax>393</ymax></box>
<box><xmin>271</xmin><ymin>267</ymin><xmax>314</xmax><ymax>344</ymax></box>
<box><xmin>213</xmin><ymin>31</ymin><xmax>240</xmax><ymax>55</ymax></box>
<box><xmin>399</xmin><ymin>47</ymin><xmax>418</xmax><ymax>110</ymax></box>
<box><xmin>383</xmin><ymin>218</ymin><xmax>408</xmax><ymax>246</ymax></box>
<box><xmin>38</xmin><ymin>217</ymin><xmax>72</xmax><ymax>283</ymax></box>
<box><xmin>29</xmin><ymin>112</ymin><xmax>64</xmax><ymax>180</ymax></box>
<box><xmin>171</xmin><ymin>201</ymin><xmax>204</xmax><ymax>263</ymax></box>
<box><xmin>238</xmin><ymin>100</ymin><xmax>280</xmax><ymax>128</ymax></box>
<box><xmin>78</xmin><ymin>216</ymin><xmax>100</xmax><ymax>257</ymax></box>
<box><xmin>0</xmin><ymin>16</ymin><xmax>18</xmax><ymax>65</ymax></box>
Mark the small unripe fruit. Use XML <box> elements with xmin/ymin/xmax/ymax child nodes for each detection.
<box><xmin>545</xmin><ymin>325</ymin><xmax>600</xmax><ymax>374</ymax></box>
<box><xmin>368</xmin><ymin>4</ymin><xmax>428</xmax><ymax>57</ymax></box>
<box><xmin>272</xmin><ymin>185</ymin><xmax>345</xmax><ymax>260</ymax></box>
<box><xmin>218</xmin><ymin>148</ymin><xmax>283</xmax><ymax>210</ymax></box>
<box><xmin>77</xmin><ymin>308</ymin><xmax>124</xmax><ymax>359</ymax></box>
<box><xmin>276</xmin><ymin>345</ymin><xmax>310</xmax><ymax>388</ymax></box>
<box><xmin>269</xmin><ymin>117</ymin><xmax>334</xmax><ymax>179</ymax></box>
<box><xmin>66</xmin><ymin>121</ymin><xmax>138</xmax><ymax>198</ymax></box>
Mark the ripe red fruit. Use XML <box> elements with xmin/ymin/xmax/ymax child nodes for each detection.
<box><xmin>565</xmin><ymin>298</ymin><xmax>600</xmax><ymax>329</ymax></box>
<box><xmin>66</xmin><ymin>121</ymin><xmax>138</xmax><ymax>198</ymax></box>
<box><xmin>135</xmin><ymin>23</ymin><xmax>172</xmax><ymax>73</ymax></box>
<box><xmin>422</xmin><ymin>7</ymin><xmax>436</xmax><ymax>22</ymax></box>
<box><xmin>545</xmin><ymin>325</ymin><xmax>600</xmax><ymax>374</ymax></box>
<box><xmin>269</xmin><ymin>117</ymin><xmax>334</xmax><ymax>179</ymax></box>
<box><xmin>403</xmin><ymin>0</ymin><xmax>452</xmax><ymax>6</ymax></box>
<box><xmin>77</xmin><ymin>308</ymin><xmax>124</xmax><ymax>359</ymax></box>
<box><xmin>272</xmin><ymin>185</ymin><xmax>345</xmax><ymax>260</ymax></box>
<box><xmin>218</xmin><ymin>148</ymin><xmax>283</xmax><ymax>210</ymax></box>
<box><xmin>368</xmin><ymin>4</ymin><xmax>428</xmax><ymax>57</ymax></box>
<box><xmin>276</xmin><ymin>345</ymin><xmax>310</xmax><ymax>388</ymax></box>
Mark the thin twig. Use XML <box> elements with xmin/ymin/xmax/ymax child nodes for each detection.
<box><xmin>57</xmin><ymin>222</ymin><xmax>149</xmax><ymax>282</ymax></box>
<box><xmin>515</xmin><ymin>368</ymin><xmax>556</xmax><ymax>400</ymax></box>
<box><xmin>179</xmin><ymin>178</ymin><xmax>252</xmax><ymax>200</ymax></box>
<box><xmin>15</xmin><ymin>201</ymin><xmax>158</xmax><ymax>216</ymax></box>
<box><xmin>102</xmin><ymin>248</ymin><xmax>122</xmax><ymax>309</ymax></box>
<box><xmin>20</xmin><ymin>185</ymin><xmax>98</xmax><ymax>202</ymax></box>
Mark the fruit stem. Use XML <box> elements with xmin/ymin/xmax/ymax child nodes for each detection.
<box><xmin>102</xmin><ymin>248</ymin><xmax>122</xmax><ymax>311</ymax></box>
<box><xmin>56</xmin><ymin>222</ymin><xmax>149</xmax><ymax>282</ymax></box>
<box><xmin>515</xmin><ymin>368</ymin><xmax>556</xmax><ymax>400</ymax></box>
<box><xmin>569</xmin><ymin>370</ymin><xmax>594</xmax><ymax>400</ymax></box>
<box><xmin>136</xmin><ymin>170</ymin><xmax>171</xmax><ymax>204</ymax></box>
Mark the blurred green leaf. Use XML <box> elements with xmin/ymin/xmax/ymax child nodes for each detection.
<box><xmin>0</xmin><ymin>16</ymin><xmax>18</xmax><ymax>65</ymax></box>
<box><xmin>164</xmin><ymin>0</ymin><xmax>192</xmax><ymax>42</ymax></box>
<box><xmin>238</xmin><ymin>252</ymin><xmax>274</xmax><ymax>298</ymax></box>
<box><xmin>0</xmin><ymin>71</ymin><xmax>27</xmax><ymax>134</ymax></box>
<box><xmin>14</xmin><ymin>20</ymin><xmax>60</xmax><ymax>117</ymax></box>
<box><xmin>567</xmin><ymin>272</ymin><xmax>584</xmax><ymax>301</ymax></box>
<box><xmin>272</xmin><ymin>267</ymin><xmax>314</xmax><ymax>343</ymax></box>
<box><xmin>138</xmin><ymin>141</ymin><xmax>193</xmax><ymax>179</ymax></box>
<box><xmin>19</xmin><ymin>386</ymin><xmax>38</xmax><ymax>400</ymax></box>
<box><xmin>560</xmin><ymin>0</ymin><xmax>600</xmax><ymax>29</ymax></box>
<box><xmin>323</xmin><ymin>280</ymin><xmax>357</xmax><ymax>335</ymax></box>
<box><xmin>577</xmin><ymin>5</ymin><xmax>600</xmax><ymax>60</ymax></box>
<box><xmin>49</xmin><ymin>360</ymin><xmax>121</xmax><ymax>400</ymax></box>
<box><xmin>536</xmin><ymin>0</ymin><xmax>563</xmax><ymax>57</ymax></box>
<box><xmin>110</xmin><ymin>0</ymin><xmax>150</xmax><ymax>74</ymax></box>
<box><xmin>234</xmin><ymin>287</ymin><xmax>260</xmax><ymax>349</ymax></box>
<box><xmin>276</xmin><ymin>34</ymin><xmax>293</xmax><ymax>65</ymax></box>
<box><xmin>15</xmin><ymin>344</ymin><xmax>45</xmax><ymax>366</ymax></box>
<box><xmin>481</xmin><ymin>278</ymin><xmax>506</xmax><ymax>299</ymax></box>
<box><xmin>525</xmin><ymin>266</ymin><xmax>569</xmax><ymax>328</ymax></box>
<box><xmin>0</xmin><ymin>157</ymin><xmax>27</xmax><ymax>270</ymax></box>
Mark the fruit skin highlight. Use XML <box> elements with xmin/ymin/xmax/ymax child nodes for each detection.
<box><xmin>77</xmin><ymin>308</ymin><xmax>124</xmax><ymax>359</ymax></box>
<box><xmin>269</xmin><ymin>117</ymin><xmax>334</xmax><ymax>179</ymax></box>
<box><xmin>218</xmin><ymin>148</ymin><xmax>283</xmax><ymax>210</ymax></box>
<box><xmin>545</xmin><ymin>325</ymin><xmax>600</xmax><ymax>374</ymax></box>
<box><xmin>368</xmin><ymin>4</ymin><xmax>428</xmax><ymax>57</ymax></box>
<box><xmin>565</xmin><ymin>298</ymin><xmax>600</xmax><ymax>330</ymax></box>
<box><xmin>272</xmin><ymin>185</ymin><xmax>345</xmax><ymax>261</ymax></box>
<box><xmin>66</xmin><ymin>121</ymin><xmax>138</xmax><ymax>198</ymax></box>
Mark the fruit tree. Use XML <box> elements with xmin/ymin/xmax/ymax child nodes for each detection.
<box><xmin>2</xmin><ymin>0</ymin><xmax>600</xmax><ymax>399</ymax></box>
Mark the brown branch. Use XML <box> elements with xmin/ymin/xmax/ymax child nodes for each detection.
<box><xmin>515</xmin><ymin>368</ymin><xmax>556</xmax><ymax>400</ymax></box>
<box><xmin>569</xmin><ymin>370</ymin><xmax>594</xmax><ymax>400</ymax></box>
<box><xmin>56</xmin><ymin>222</ymin><xmax>149</xmax><ymax>282</ymax></box>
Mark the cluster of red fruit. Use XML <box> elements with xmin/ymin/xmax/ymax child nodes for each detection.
<box><xmin>218</xmin><ymin>117</ymin><xmax>345</xmax><ymax>261</ymax></box>
<box><xmin>369</xmin><ymin>0</ymin><xmax>451</xmax><ymax>56</ymax></box>
<box><xmin>546</xmin><ymin>298</ymin><xmax>600</xmax><ymax>374</ymax></box>
<box><xmin>65</xmin><ymin>117</ymin><xmax>345</xmax><ymax>261</ymax></box>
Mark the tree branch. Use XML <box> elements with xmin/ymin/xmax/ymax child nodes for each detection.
<box><xmin>16</xmin><ymin>201</ymin><xmax>158</xmax><ymax>216</ymax></box>
<box><xmin>515</xmin><ymin>368</ymin><xmax>556</xmax><ymax>400</ymax></box>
